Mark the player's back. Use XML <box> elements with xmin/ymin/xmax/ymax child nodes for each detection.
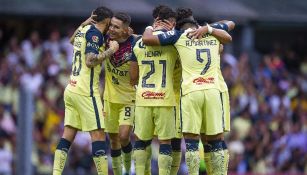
<box><xmin>133</xmin><ymin>31</ymin><xmax>178</xmax><ymax>106</ymax></box>
<box><xmin>66</xmin><ymin>25</ymin><xmax>105</xmax><ymax>97</ymax></box>
<box><xmin>174</xmin><ymin>29</ymin><xmax>227</xmax><ymax>95</ymax></box>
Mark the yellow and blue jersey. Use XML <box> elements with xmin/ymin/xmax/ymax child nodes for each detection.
<box><xmin>66</xmin><ymin>25</ymin><xmax>105</xmax><ymax>97</ymax></box>
<box><xmin>103</xmin><ymin>35</ymin><xmax>137</xmax><ymax>104</ymax></box>
<box><xmin>157</xmin><ymin>27</ymin><xmax>228</xmax><ymax>95</ymax></box>
<box><xmin>132</xmin><ymin>31</ymin><xmax>179</xmax><ymax>106</ymax></box>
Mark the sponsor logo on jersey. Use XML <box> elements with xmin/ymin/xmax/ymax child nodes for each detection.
<box><xmin>193</xmin><ymin>77</ymin><xmax>214</xmax><ymax>85</ymax></box>
<box><xmin>87</xmin><ymin>42</ymin><xmax>99</xmax><ymax>50</ymax></box>
<box><xmin>92</xmin><ymin>35</ymin><xmax>99</xmax><ymax>43</ymax></box>
<box><xmin>141</xmin><ymin>91</ymin><xmax>165</xmax><ymax>99</ymax></box>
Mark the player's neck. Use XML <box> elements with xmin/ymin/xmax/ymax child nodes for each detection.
<box><xmin>116</xmin><ymin>35</ymin><xmax>129</xmax><ymax>43</ymax></box>
<box><xmin>95</xmin><ymin>23</ymin><xmax>108</xmax><ymax>34</ymax></box>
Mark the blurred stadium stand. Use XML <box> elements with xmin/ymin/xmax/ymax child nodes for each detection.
<box><xmin>0</xmin><ymin>0</ymin><xmax>306</xmax><ymax>175</ymax></box>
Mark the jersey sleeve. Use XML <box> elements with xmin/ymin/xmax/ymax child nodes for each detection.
<box><xmin>85</xmin><ymin>27</ymin><xmax>104</xmax><ymax>54</ymax></box>
<box><xmin>211</xmin><ymin>23</ymin><xmax>229</xmax><ymax>31</ymax></box>
<box><xmin>157</xmin><ymin>30</ymin><xmax>182</xmax><ymax>46</ymax></box>
<box><xmin>130</xmin><ymin>35</ymin><xmax>141</xmax><ymax>62</ymax></box>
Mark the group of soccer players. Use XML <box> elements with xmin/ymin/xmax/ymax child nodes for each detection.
<box><xmin>52</xmin><ymin>4</ymin><xmax>234</xmax><ymax>175</ymax></box>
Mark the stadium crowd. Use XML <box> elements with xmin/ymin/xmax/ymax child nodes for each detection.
<box><xmin>0</xmin><ymin>25</ymin><xmax>306</xmax><ymax>174</ymax></box>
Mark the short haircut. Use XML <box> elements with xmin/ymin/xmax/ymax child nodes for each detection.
<box><xmin>176</xmin><ymin>7</ymin><xmax>193</xmax><ymax>22</ymax></box>
<box><xmin>175</xmin><ymin>7</ymin><xmax>198</xmax><ymax>30</ymax></box>
<box><xmin>114</xmin><ymin>12</ymin><xmax>131</xmax><ymax>27</ymax></box>
<box><xmin>152</xmin><ymin>5</ymin><xmax>169</xmax><ymax>19</ymax></box>
<box><xmin>157</xmin><ymin>6</ymin><xmax>177</xmax><ymax>21</ymax></box>
<box><xmin>92</xmin><ymin>6</ymin><xmax>113</xmax><ymax>22</ymax></box>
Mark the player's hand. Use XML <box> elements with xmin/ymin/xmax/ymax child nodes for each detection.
<box><xmin>109</xmin><ymin>40</ymin><xmax>119</xmax><ymax>53</ymax></box>
<box><xmin>153</xmin><ymin>18</ymin><xmax>159</xmax><ymax>29</ymax></box>
<box><xmin>155</xmin><ymin>19</ymin><xmax>173</xmax><ymax>31</ymax></box>
<box><xmin>187</xmin><ymin>26</ymin><xmax>208</xmax><ymax>40</ymax></box>
<box><xmin>81</xmin><ymin>12</ymin><xmax>97</xmax><ymax>27</ymax></box>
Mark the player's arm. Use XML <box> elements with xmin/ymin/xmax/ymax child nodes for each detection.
<box><xmin>143</xmin><ymin>28</ymin><xmax>181</xmax><ymax>47</ymax></box>
<box><xmin>142</xmin><ymin>26</ymin><xmax>161</xmax><ymax>45</ymax></box>
<box><xmin>129</xmin><ymin>58</ymin><xmax>139</xmax><ymax>86</ymax></box>
<box><xmin>70</xmin><ymin>13</ymin><xmax>97</xmax><ymax>44</ymax></box>
<box><xmin>190</xmin><ymin>24</ymin><xmax>232</xmax><ymax>44</ymax></box>
<box><xmin>85</xmin><ymin>41</ymin><xmax>119</xmax><ymax>68</ymax></box>
<box><xmin>188</xmin><ymin>21</ymin><xmax>234</xmax><ymax>43</ymax></box>
<box><xmin>211</xmin><ymin>20</ymin><xmax>235</xmax><ymax>32</ymax></box>
<box><xmin>142</xmin><ymin>19</ymin><xmax>178</xmax><ymax>46</ymax></box>
<box><xmin>84</xmin><ymin>28</ymin><xmax>119</xmax><ymax>68</ymax></box>
<box><xmin>129</xmin><ymin>61</ymin><xmax>138</xmax><ymax>86</ymax></box>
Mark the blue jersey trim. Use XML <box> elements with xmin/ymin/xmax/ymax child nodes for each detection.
<box><xmin>158</xmin><ymin>30</ymin><xmax>182</xmax><ymax>46</ymax></box>
<box><xmin>91</xmin><ymin>96</ymin><xmax>101</xmax><ymax>129</ymax></box>
<box><xmin>211</xmin><ymin>23</ymin><xmax>229</xmax><ymax>31</ymax></box>
<box><xmin>90</xmin><ymin>68</ymin><xmax>94</xmax><ymax>96</ymax></box>
<box><xmin>130</xmin><ymin>35</ymin><xmax>141</xmax><ymax>62</ymax></box>
<box><xmin>219</xmin><ymin>92</ymin><xmax>225</xmax><ymax>131</ymax></box>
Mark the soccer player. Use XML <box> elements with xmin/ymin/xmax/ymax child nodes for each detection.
<box><xmin>103</xmin><ymin>12</ymin><xmax>138</xmax><ymax>175</ymax></box>
<box><xmin>152</xmin><ymin>5</ymin><xmax>183</xmax><ymax>175</ymax></box>
<box><xmin>142</xmin><ymin>8</ymin><xmax>233</xmax><ymax>175</ymax></box>
<box><xmin>130</xmin><ymin>6</ymin><xmax>178</xmax><ymax>175</ymax></box>
<box><xmin>52</xmin><ymin>6</ymin><xmax>119</xmax><ymax>175</ymax></box>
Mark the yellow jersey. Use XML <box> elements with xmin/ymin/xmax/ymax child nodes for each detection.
<box><xmin>66</xmin><ymin>25</ymin><xmax>105</xmax><ymax>97</ymax></box>
<box><xmin>173</xmin><ymin>58</ymin><xmax>182</xmax><ymax>103</ymax></box>
<box><xmin>103</xmin><ymin>35</ymin><xmax>137</xmax><ymax>104</ymax></box>
<box><xmin>158</xmin><ymin>29</ymin><xmax>228</xmax><ymax>95</ymax></box>
<box><xmin>132</xmin><ymin>31</ymin><xmax>179</xmax><ymax>106</ymax></box>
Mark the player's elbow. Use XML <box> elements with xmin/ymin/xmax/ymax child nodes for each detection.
<box><xmin>226</xmin><ymin>35</ymin><xmax>232</xmax><ymax>43</ymax></box>
<box><xmin>130</xmin><ymin>79</ymin><xmax>138</xmax><ymax>86</ymax></box>
<box><xmin>222</xmin><ymin>34</ymin><xmax>232</xmax><ymax>44</ymax></box>
<box><xmin>228</xmin><ymin>21</ymin><xmax>235</xmax><ymax>31</ymax></box>
<box><xmin>142</xmin><ymin>35</ymin><xmax>151</xmax><ymax>45</ymax></box>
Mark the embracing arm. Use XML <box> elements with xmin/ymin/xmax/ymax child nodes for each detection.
<box><xmin>85</xmin><ymin>49</ymin><xmax>114</xmax><ymax>68</ymax></box>
<box><xmin>70</xmin><ymin>13</ymin><xmax>97</xmax><ymax>44</ymax></box>
<box><xmin>129</xmin><ymin>61</ymin><xmax>139</xmax><ymax>86</ymax></box>
<box><xmin>142</xmin><ymin>26</ymin><xmax>161</xmax><ymax>46</ymax></box>
<box><xmin>210</xmin><ymin>26</ymin><xmax>232</xmax><ymax>44</ymax></box>
<box><xmin>188</xmin><ymin>24</ymin><xmax>232</xmax><ymax>44</ymax></box>
<box><xmin>188</xmin><ymin>20</ymin><xmax>235</xmax><ymax>43</ymax></box>
<box><xmin>85</xmin><ymin>41</ymin><xmax>119</xmax><ymax>68</ymax></box>
<box><xmin>213</xmin><ymin>20</ymin><xmax>235</xmax><ymax>31</ymax></box>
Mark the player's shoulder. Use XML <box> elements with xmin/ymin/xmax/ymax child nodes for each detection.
<box><xmin>129</xmin><ymin>34</ymin><xmax>142</xmax><ymax>46</ymax></box>
<box><xmin>86</xmin><ymin>25</ymin><xmax>103</xmax><ymax>37</ymax></box>
<box><xmin>130</xmin><ymin>35</ymin><xmax>143</xmax><ymax>49</ymax></box>
<box><xmin>85</xmin><ymin>25</ymin><xmax>104</xmax><ymax>44</ymax></box>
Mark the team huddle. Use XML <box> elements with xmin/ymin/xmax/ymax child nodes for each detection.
<box><xmin>52</xmin><ymin>4</ymin><xmax>234</xmax><ymax>175</ymax></box>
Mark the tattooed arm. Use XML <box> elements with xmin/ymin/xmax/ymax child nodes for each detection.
<box><xmin>85</xmin><ymin>40</ymin><xmax>119</xmax><ymax>68</ymax></box>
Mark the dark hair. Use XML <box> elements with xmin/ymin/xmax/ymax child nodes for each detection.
<box><xmin>114</xmin><ymin>12</ymin><xmax>131</xmax><ymax>26</ymax></box>
<box><xmin>157</xmin><ymin>6</ymin><xmax>177</xmax><ymax>21</ymax></box>
<box><xmin>152</xmin><ymin>5</ymin><xmax>169</xmax><ymax>19</ymax></box>
<box><xmin>92</xmin><ymin>6</ymin><xmax>113</xmax><ymax>22</ymax></box>
<box><xmin>175</xmin><ymin>7</ymin><xmax>198</xmax><ymax>30</ymax></box>
<box><xmin>176</xmin><ymin>8</ymin><xmax>193</xmax><ymax>22</ymax></box>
